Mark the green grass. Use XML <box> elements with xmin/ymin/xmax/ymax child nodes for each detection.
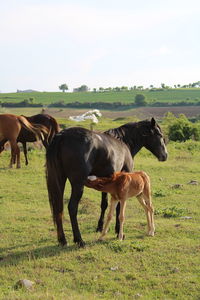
<box><xmin>1</xmin><ymin>88</ymin><xmax>200</xmax><ymax>105</ymax></box>
<box><xmin>0</xmin><ymin>134</ymin><xmax>200</xmax><ymax>299</ymax></box>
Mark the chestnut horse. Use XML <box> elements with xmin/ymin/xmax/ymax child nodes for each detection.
<box><xmin>86</xmin><ymin>171</ymin><xmax>154</xmax><ymax>240</ymax></box>
<box><xmin>0</xmin><ymin>114</ymin><xmax>46</xmax><ymax>168</ymax></box>
<box><xmin>17</xmin><ymin>114</ymin><xmax>60</xmax><ymax>165</ymax></box>
<box><xmin>46</xmin><ymin>118</ymin><xmax>167</xmax><ymax>247</ymax></box>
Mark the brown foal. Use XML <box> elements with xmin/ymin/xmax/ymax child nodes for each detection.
<box><xmin>86</xmin><ymin>171</ymin><xmax>155</xmax><ymax>240</ymax></box>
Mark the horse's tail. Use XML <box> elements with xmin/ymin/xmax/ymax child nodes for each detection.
<box><xmin>18</xmin><ymin>116</ymin><xmax>48</xmax><ymax>142</ymax></box>
<box><xmin>46</xmin><ymin>133</ymin><xmax>65</xmax><ymax>224</ymax></box>
<box><xmin>46</xmin><ymin>115</ymin><xmax>61</xmax><ymax>145</ymax></box>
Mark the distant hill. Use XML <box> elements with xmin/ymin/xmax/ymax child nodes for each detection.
<box><xmin>0</xmin><ymin>89</ymin><xmax>200</xmax><ymax>107</ymax></box>
<box><xmin>17</xmin><ymin>89</ymin><xmax>39</xmax><ymax>93</ymax></box>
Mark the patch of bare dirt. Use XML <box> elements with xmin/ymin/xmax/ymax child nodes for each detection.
<box><xmin>42</xmin><ymin>106</ymin><xmax>200</xmax><ymax>120</ymax></box>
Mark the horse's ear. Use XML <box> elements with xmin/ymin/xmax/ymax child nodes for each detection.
<box><xmin>151</xmin><ymin>117</ymin><xmax>156</xmax><ymax>128</ymax></box>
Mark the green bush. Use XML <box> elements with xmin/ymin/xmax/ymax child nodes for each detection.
<box><xmin>135</xmin><ymin>94</ymin><xmax>147</xmax><ymax>106</ymax></box>
<box><xmin>164</xmin><ymin>113</ymin><xmax>200</xmax><ymax>141</ymax></box>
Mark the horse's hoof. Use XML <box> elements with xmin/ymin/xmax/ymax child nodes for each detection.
<box><xmin>77</xmin><ymin>240</ymin><xmax>86</xmax><ymax>248</ymax></box>
<box><xmin>58</xmin><ymin>237</ymin><xmax>67</xmax><ymax>246</ymax></box>
<box><xmin>96</xmin><ymin>224</ymin><xmax>103</xmax><ymax>232</ymax></box>
<box><xmin>115</xmin><ymin>228</ymin><xmax>120</xmax><ymax>235</ymax></box>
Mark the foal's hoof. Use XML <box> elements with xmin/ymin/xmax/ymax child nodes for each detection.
<box><xmin>118</xmin><ymin>234</ymin><xmax>125</xmax><ymax>241</ymax></box>
<box><xmin>148</xmin><ymin>231</ymin><xmax>155</xmax><ymax>237</ymax></box>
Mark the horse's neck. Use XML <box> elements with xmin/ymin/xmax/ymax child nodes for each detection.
<box><xmin>106</xmin><ymin>126</ymin><xmax>143</xmax><ymax>157</ymax></box>
<box><xmin>129</xmin><ymin>143</ymin><xmax>143</xmax><ymax>157</ymax></box>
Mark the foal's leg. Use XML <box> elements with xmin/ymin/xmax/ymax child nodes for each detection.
<box><xmin>143</xmin><ymin>193</ymin><xmax>155</xmax><ymax>236</ymax></box>
<box><xmin>136</xmin><ymin>194</ymin><xmax>154</xmax><ymax>236</ymax></box>
<box><xmin>99</xmin><ymin>199</ymin><xmax>118</xmax><ymax>240</ymax></box>
<box><xmin>96</xmin><ymin>192</ymin><xmax>108</xmax><ymax>232</ymax></box>
<box><xmin>68</xmin><ymin>182</ymin><xmax>85</xmax><ymax>247</ymax></box>
<box><xmin>118</xmin><ymin>200</ymin><xmax>126</xmax><ymax>241</ymax></box>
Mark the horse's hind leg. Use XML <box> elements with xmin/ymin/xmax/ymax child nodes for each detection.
<box><xmin>96</xmin><ymin>192</ymin><xmax>108</xmax><ymax>232</ymax></box>
<box><xmin>68</xmin><ymin>182</ymin><xmax>85</xmax><ymax>247</ymax></box>
<box><xmin>9</xmin><ymin>141</ymin><xmax>20</xmax><ymax>168</ymax></box>
<box><xmin>47</xmin><ymin>169</ymin><xmax>67</xmax><ymax>246</ymax></box>
<box><xmin>55</xmin><ymin>212</ymin><xmax>66</xmax><ymax>246</ymax></box>
<box><xmin>0</xmin><ymin>139</ymin><xmax>7</xmax><ymax>154</ymax></box>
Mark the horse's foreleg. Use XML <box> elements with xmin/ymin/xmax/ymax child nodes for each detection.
<box><xmin>118</xmin><ymin>200</ymin><xmax>126</xmax><ymax>240</ymax></box>
<box><xmin>99</xmin><ymin>199</ymin><xmax>118</xmax><ymax>240</ymax></box>
<box><xmin>68</xmin><ymin>183</ymin><xmax>85</xmax><ymax>247</ymax></box>
<box><xmin>115</xmin><ymin>202</ymin><xmax>120</xmax><ymax>234</ymax></box>
<box><xmin>22</xmin><ymin>142</ymin><xmax>28</xmax><ymax>165</ymax></box>
<box><xmin>96</xmin><ymin>192</ymin><xmax>108</xmax><ymax>232</ymax></box>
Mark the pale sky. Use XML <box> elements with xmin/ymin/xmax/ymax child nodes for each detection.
<box><xmin>1</xmin><ymin>0</ymin><xmax>200</xmax><ymax>92</ymax></box>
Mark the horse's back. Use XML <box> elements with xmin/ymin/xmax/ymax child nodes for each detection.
<box><xmin>27</xmin><ymin>114</ymin><xmax>59</xmax><ymax>131</ymax></box>
<box><xmin>46</xmin><ymin>127</ymin><xmax>133</xmax><ymax>179</ymax></box>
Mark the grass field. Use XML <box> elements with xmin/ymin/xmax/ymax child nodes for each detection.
<box><xmin>1</xmin><ymin>88</ymin><xmax>200</xmax><ymax>105</ymax></box>
<box><xmin>0</xmin><ymin>118</ymin><xmax>200</xmax><ymax>299</ymax></box>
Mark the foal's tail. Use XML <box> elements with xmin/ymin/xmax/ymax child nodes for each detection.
<box><xmin>18</xmin><ymin>116</ymin><xmax>48</xmax><ymax>142</ymax></box>
<box><xmin>46</xmin><ymin>133</ymin><xmax>66</xmax><ymax>224</ymax></box>
<box><xmin>141</xmin><ymin>171</ymin><xmax>153</xmax><ymax>210</ymax></box>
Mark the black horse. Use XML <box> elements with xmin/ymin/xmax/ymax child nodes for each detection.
<box><xmin>17</xmin><ymin>114</ymin><xmax>60</xmax><ymax>165</ymax></box>
<box><xmin>46</xmin><ymin>118</ymin><xmax>168</xmax><ymax>247</ymax></box>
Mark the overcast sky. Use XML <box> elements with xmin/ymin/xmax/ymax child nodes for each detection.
<box><xmin>1</xmin><ymin>0</ymin><xmax>200</xmax><ymax>92</ymax></box>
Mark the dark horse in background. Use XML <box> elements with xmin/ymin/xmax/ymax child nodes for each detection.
<box><xmin>46</xmin><ymin>118</ymin><xmax>168</xmax><ymax>247</ymax></box>
<box><xmin>0</xmin><ymin>114</ymin><xmax>47</xmax><ymax>168</ymax></box>
<box><xmin>17</xmin><ymin>114</ymin><xmax>60</xmax><ymax>165</ymax></box>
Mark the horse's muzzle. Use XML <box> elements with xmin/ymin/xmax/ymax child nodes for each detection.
<box><xmin>158</xmin><ymin>153</ymin><xmax>168</xmax><ymax>161</ymax></box>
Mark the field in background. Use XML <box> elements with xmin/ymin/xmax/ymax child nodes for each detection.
<box><xmin>1</xmin><ymin>88</ymin><xmax>200</xmax><ymax>105</ymax></box>
<box><xmin>1</xmin><ymin>106</ymin><xmax>200</xmax><ymax>124</ymax></box>
<box><xmin>0</xmin><ymin>115</ymin><xmax>200</xmax><ymax>299</ymax></box>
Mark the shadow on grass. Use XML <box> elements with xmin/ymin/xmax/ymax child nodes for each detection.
<box><xmin>0</xmin><ymin>241</ymin><xmax>84</xmax><ymax>267</ymax></box>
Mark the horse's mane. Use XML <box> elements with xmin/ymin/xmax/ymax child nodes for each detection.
<box><xmin>104</xmin><ymin>120</ymin><xmax>151</xmax><ymax>141</ymax></box>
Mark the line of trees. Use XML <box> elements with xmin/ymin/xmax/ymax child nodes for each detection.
<box><xmin>58</xmin><ymin>81</ymin><xmax>200</xmax><ymax>93</ymax></box>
